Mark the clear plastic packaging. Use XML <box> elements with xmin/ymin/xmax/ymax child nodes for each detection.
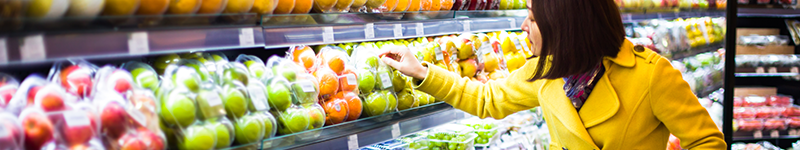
<box><xmin>789</xmin><ymin>117</ymin><xmax>800</xmax><ymax>128</ymax></box>
<box><xmin>222</xmin><ymin>0</ymin><xmax>255</xmax><ymax>14</ymax></box>
<box><xmin>0</xmin><ymin>74</ymin><xmax>19</xmax><ymax>108</ymax></box>
<box><xmin>755</xmin><ymin>107</ymin><xmax>779</xmax><ymax>118</ymax></box>
<box><xmin>164</xmin><ymin>59</ymin><xmax>214</xmax><ymax>93</ymax></box>
<box><xmin>272</xmin><ymin>106</ymin><xmax>311</xmax><ymax>135</ymax></box>
<box><xmin>293</xmin><ymin>73</ymin><xmax>320</xmax><ymax>105</ymax></box>
<box><xmin>48</xmin><ymin>60</ymin><xmax>97</xmax><ymax>99</ymax></box>
<box><xmin>422</xmin><ymin>127</ymin><xmax>478</xmax><ymax>150</ymax></box>
<box><xmin>94</xmin><ymin>66</ymin><xmax>136</xmax><ymax>95</ymax></box>
<box><xmin>251</xmin><ymin>0</ymin><xmax>279</xmax><ymax>14</ymax></box>
<box><xmin>734</xmin><ymin>107</ymin><xmax>756</xmax><ymax>119</ymax></box>
<box><xmin>744</xmin><ymin>95</ymin><xmax>767</xmax><ymax>107</ymax></box>
<box><xmin>736</xmin><ymin>119</ymin><xmax>764</xmax><ymax>131</ymax></box>
<box><xmin>768</xmin><ymin>95</ymin><xmax>794</xmax><ymax>107</ymax></box>
<box><xmin>49</xmin><ymin>105</ymin><xmax>105</xmax><ymax>149</ymax></box>
<box><xmin>322</xmin><ymin>95</ymin><xmax>349</xmax><ymax>125</ymax></box>
<box><xmin>167</xmin><ymin>0</ymin><xmax>202</xmax><ymax>14</ymax></box>
<box><xmin>0</xmin><ymin>112</ymin><xmax>24</xmax><ymax>149</ymax></box>
<box><xmin>176</xmin><ymin>123</ymin><xmax>218</xmax><ymax>149</ymax></box>
<box><xmin>136</xmin><ymin>0</ymin><xmax>171</xmax><ymax>15</ymax></box>
<box><xmin>336</xmin><ymin>91</ymin><xmax>362</xmax><ymax>122</ymax></box>
<box><xmin>236</xmin><ymin>54</ymin><xmax>269</xmax><ymax>82</ymax></box>
<box><xmin>127</xmin><ymin>88</ymin><xmax>162</xmax><ymax>134</ymax></box>
<box><xmin>265</xmin><ymin>76</ymin><xmax>296</xmax><ymax>112</ymax></box>
<box><xmin>459</xmin><ymin>118</ymin><xmax>502</xmax><ymax>147</ymax></box>
<box><xmin>785</xmin><ymin>106</ymin><xmax>800</xmax><ymax>117</ymax></box>
<box><xmin>764</xmin><ymin>118</ymin><xmax>788</xmax><ymax>130</ymax></box>
<box><xmin>737</xmin><ymin>35</ymin><xmax>790</xmax><ymax>46</ymax></box>
<box><xmin>158</xmin><ymin>89</ymin><xmax>198</xmax><ymax>128</ymax></box>
<box><xmin>18</xmin><ymin>108</ymin><xmax>55</xmax><ymax>150</ymax></box>
<box><xmin>102</xmin><ymin>0</ymin><xmax>141</xmax><ymax>16</ymax></box>
<box><xmin>122</xmin><ymin>61</ymin><xmax>161</xmax><ymax>92</ymax></box>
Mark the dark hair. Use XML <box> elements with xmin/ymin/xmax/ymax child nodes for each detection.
<box><xmin>527</xmin><ymin>0</ymin><xmax>625</xmax><ymax>81</ymax></box>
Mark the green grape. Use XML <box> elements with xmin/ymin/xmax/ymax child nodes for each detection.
<box><xmin>457</xmin><ymin>145</ymin><xmax>466</xmax><ymax>150</ymax></box>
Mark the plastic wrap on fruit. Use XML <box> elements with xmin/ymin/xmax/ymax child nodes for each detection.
<box><xmin>755</xmin><ymin>107</ymin><xmax>779</xmax><ymax>118</ymax></box>
<box><xmin>744</xmin><ymin>95</ymin><xmax>768</xmax><ymax>107</ymax></box>
<box><xmin>48</xmin><ymin>60</ymin><xmax>97</xmax><ymax>99</ymax></box>
<box><xmin>262</xmin><ymin>76</ymin><xmax>295</xmax><ymax>112</ymax></box>
<box><xmin>216</xmin><ymin>62</ymin><xmax>252</xmax><ymax>89</ymax></box>
<box><xmin>167</xmin><ymin>0</ymin><xmax>202</xmax><ymax>14</ymax></box>
<box><xmin>337</xmin><ymin>66</ymin><xmax>359</xmax><ymax>95</ymax></box>
<box><xmin>768</xmin><ymin>95</ymin><xmax>794</xmax><ymax>107</ymax></box>
<box><xmin>0</xmin><ymin>112</ymin><xmax>24</xmax><ymax>149</ymax></box>
<box><xmin>95</xmin><ymin>66</ymin><xmax>137</xmax><ymax>95</ymax></box>
<box><xmin>174</xmin><ymin>123</ymin><xmax>219</xmax><ymax>150</ymax></box>
<box><xmin>734</xmin><ymin>107</ymin><xmax>755</xmax><ymax>119</ymax></box>
<box><xmin>291</xmin><ymin>73</ymin><xmax>319</xmax><ymax>104</ymax></box>
<box><xmin>126</xmin><ymin>89</ymin><xmax>161</xmax><ymax>132</ymax></box>
<box><xmin>236</xmin><ymin>54</ymin><xmax>269</xmax><ymax>81</ymax></box>
<box><xmin>121</xmin><ymin>61</ymin><xmax>161</xmax><ymax>92</ymax></box>
<box><xmin>194</xmin><ymin>83</ymin><xmax>228</xmax><ymax>121</ymax></box>
<box><xmin>17</xmin><ymin>108</ymin><xmax>56</xmax><ymax>150</ymax></box>
<box><xmin>270</xmin><ymin>106</ymin><xmax>311</xmax><ymax>135</ymax></box>
<box><xmin>789</xmin><ymin>117</ymin><xmax>800</xmax><ymax>128</ymax></box>
<box><xmin>362</xmin><ymin>90</ymin><xmax>391</xmax><ymax>117</ymax></box>
<box><xmin>267</xmin><ymin>55</ymin><xmax>305</xmax><ymax>82</ymax></box>
<box><xmin>0</xmin><ymin>74</ymin><xmax>18</xmax><ymax>109</ymax></box>
<box><xmin>205</xmin><ymin>117</ymin><xmax>235</xmax><ymax>149</ymax></box>
<box><xmin>736</xmin><ymin>119</ymin><xmax>764</xmax><ymax>131</ymax></box>
<box><xmin>48</xmin><ymin>103</ymin><xmax>106</xmax><ymax>149</ymax></box>
<box><xmin>784</xmin><ymin>106</ymin><xmax>800</xmax><ymax>117</ymax></box>
<box><xmin>396</xmin><ymin>86</ymin><xmax>419</xmax><ymax>111</ymax></box>
<box><xmin>764</xmin><ymin>118</ymin><xmax>788</xmax><ymax>130</ymax></box>
<box><xmin>157</xmin><ymin>89</ymin><xmax>198</xmax><ymax>128</ymax></box>
<box><xmin>230</xmin><ymin>113</ymin><xmax>265</xmax><ymax>145</ymax></box>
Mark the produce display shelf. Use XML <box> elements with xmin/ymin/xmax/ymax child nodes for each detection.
<box><xmin>738</xmin><ymin>8</ymin><xmax>800</xmax><ymax>17</ymax></box>
<box><xmin>735</xmin><ymin>67</ymin><xmax>800</xmax><ymax>77</ymax></box>
<box><xmin>669</xmin><ymin>43</ymin><xmax>725</xmax><ymax>61</ymax></box>
<box><xmin>239</xmin><ymin>102</ymin><xmax>470</xmax><ymax>150</ymax></box>
<box><xmin>733</xmin><ymin>129</ymin><xmax>800</xmax><ymax>141</ymax></box>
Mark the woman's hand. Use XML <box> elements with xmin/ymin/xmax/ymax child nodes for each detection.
<box><xmin>378</xmin><ymin>46</ymin><xmax>428</xmax><ymax>79</ymax></box>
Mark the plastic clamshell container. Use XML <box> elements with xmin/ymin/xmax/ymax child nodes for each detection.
<box><xmin>458</xmin><ymin>119</ymin><xmax>503</xmax><ymax>147</ymax></box>
<box><xmin>421</xmin><ymin>133</ymin><xmax>478</xmax><ymax>150</ymax></box>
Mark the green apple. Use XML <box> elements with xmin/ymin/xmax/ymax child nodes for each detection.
<box><xmin>292</xmin><ymin>79</ymin><xmax>318</xmax><ymax>104</ymax></box>
<box><xmin>259</xmin><ymin>112</ymin><xmax>277</xmax><ymax>138</ymax></box>
<box><xmin>181</xmin><ymin>124</ymin><xmax>217</xmax><ymax>150</ymax></box>
<box><xmin>244</xmin><ymin>60</ymin><xmax>267</xmax><ymax>78</ymax></box>
<box><xmin>376</xmin><ymin>67</ymin><xmax>393</xmax><ymax>90</ymax></box>
<box><xmin>414</xmin><ymin>90</ymin><xmax>430</xmax><ymax>106</ymax></box>
<box><xmin>222</xmin><ymin>85</ymin><xmax>248</xmax><ymax>119</ymax></box>
<box><xmin>305</xmin><ymin>104</ymin><xmax>325</xmax><ymax>130</ymax></box>
<box><xmin>357</xmin><ymin>70</ymin><xmax>376</xmax><ymax>94</ymax></box>
<box><xmin>267</xmin><ymin>80</ymin><xmax>293</xmax><ymax>111</ymax></box>
<box><xmin>131</xmin><ymin>67</ymin><xmax>159</xmax><ymax>91</ymax></box>
<box><xmin>392</xmin><ymin>70</ymin><xmax>407</xmax><ymax>93</ymax></box>
<box><xmin>223</xmin><ymin>65</ymin><xmax>250</xmax><ymax>86</ymax></box>
<box><xmin>160</xmin><ymin>91</ymin><xmax>196</xmax><ymax>127</ymax></box>
<box><xmin>196</xmin><ymin>88</ymin><xmax>226</xmax><ymax>120</ymax></box>
<box><xmin>396</xmin><ymin>90</ymin><xmax>417</xmax><ymax>111</ymax></box>
<box><xmin>154</xmin><ymin>54</ymin><xmax>181</xmax><ymax>75</ymax></box>
<box><xmin>234</xmin><ymin>114</ymin><xmax>265</xmax><ymax>144</ymax></box>
<box><xmin>272</xmin><ymin>65</ymin><xmax>297</xmax><ymax>82</ymax></box>
<box><xmin>365</xmin><ymin>56</ymin><xmax>380</xmax><ymax>69</ymax></box>
<box><xmin>209</xmin><ymin>120</ymin><xmax>234</xmax><ymax>149</ymax></box>
<box><xmin>172</xmin><ymin>66</ymin><xmax>202</xmax><ymax>93</ymax></box>
<box><xmin>363</xmin><ymin>92</ymin><xmax>388</xmax><ymax>116</ymax></box>
<box><xmin>383</xmin><ymin>90</ymin><xmax>398</xmax><ymax>112</ymax></box>
<box><xmin>274</xmin><ymin>108</ymin><xmax>310</xmax><ymax>134</ymax></box>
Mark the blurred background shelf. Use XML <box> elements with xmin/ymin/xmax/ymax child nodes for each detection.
<box><xmin>735</xmin><ymin>67</ymin><xmax>800</xmax><ymax>77</ymax></box>
<box><xmin>738</xmin><ymin>8</ymin><xmax>800</xmax><ymax>18</ymax></box>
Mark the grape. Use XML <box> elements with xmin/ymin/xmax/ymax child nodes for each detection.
<box><xmin>448</xmin><ymin>145</ymin><xmax>457</xmax><ymax>150</ymax></box>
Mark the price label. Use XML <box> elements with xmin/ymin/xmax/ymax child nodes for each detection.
<box><xmin>791</xmin><ymin>67</ymin><xmax>799</xmax><ymax>73</ymax></box>
<box><xmin>345</xmin><ymin>74</ymin><xmax>357</xmax><ymax>85</ymax></box>
<box><xmin>756</xmin><ymin>67</ymin><xmax>765</xmax><ymax>74</ymax></box>
<box><xmin>435</xmin><ymin>47</ymin><xmax>443</xmax><ymax>61</ymax></box>
<box><xmin>768</xmin><ymin>67</ymin><xmax>778</xmax><ymax>73</ymax></box>
<box><xmin>347</xmin><ymin>134</ymin><xmax>359</xmax><ymax>150</ymax></box>
<box><xmin>519</xmin><ymin>38</ymin><xmax>531</xmax><ymax>52</ymax></box>
<box><xmin>0</xmin><ymin>38</ymin><xmax>7</xmax><ymax>63</ymax></box>
<box><xmin>365</xmin><ymin>23</ymin><xmax>375</xmax><ymax>39</ymax></box>
<box><xmin>64</xmin><ymin>111</ymin><xmax>91</xmax><ymax>127</ymax></box>
<box><xmin>754</xmin><ymin>130</ymin><xmax>763</xmax><ymax>138</ymax></box>
<box><xmin>391</xmin><ymin>123</ymin><xmax>401</xmax><ymax>138</ymax></box>
<box><xmin>299</xmin><ymin>81</ymin><xmax>316</xmax><ymax>92</ymax></box>
<box><xmin>128</xmin><ymin>32</ymin><xmax>149</xmax><ymax>55</ymax></box>
<box><xmin>248</xmin><ymin>85</ymin><xmax>268</xmax><ymax>111</ymax></box>
<box><xmin>380</xmin><ymin>73</ymin><xmax>392</xmax><ymax>89</ymax></box>
<box><xmin>323</xmin><ymin>27</ymin><xmax>335</xmax><ymax>43</ymax></box>
<box><xmin>20</xmin><ymin>34</ymin><xmax>46</xmax><ymax>61</ymax></box>
<box><xmin>770</xmin><ymin>130</ymin><xmax>780</xmax><ymax>138</ymax></box>
<box><xmin>416</xmin><ymin>23</ymin><xmax>424</xmax><ymax>36</ymax></box>
<box><xmin>204</xmin><ymin>92</ymin><xmax>223</xmax><ymax>107</ymax></box>
<box><xmin>626</xmin><ymin>14</ymin><xmax>633</xmax><ymax>22</ymax></box>
<box><xmin>512</xmin><ymin>39</ymin><xmax>522</xmax><ymax>51</ymax></box>
<box><xmin>128</xmin><ymin>109</ymin><xmax>147</xmax><ymax>126</ymax></box>
<box><xmin>463</xmin><ymin>20</ymin><xmax>471</xmax><ymax>32</ymax></box>
<box><xmin>393</xmin><ymin>24</ymin><xmax>403</xmax><ymax>38</ymax></box>
<box><xmin>790</xmin><ymin>129</ymin><xmax>798</xmax><ymax>136</ymax></box>
<box><xmin>239</xmin><ymin>28</ymin><xmax>255</xmax><ymax>46</ymax></box>
<box><xmin>508</xmin><ymin>18</ymin><xmax>516</xmax><ymax>28</ymax></box>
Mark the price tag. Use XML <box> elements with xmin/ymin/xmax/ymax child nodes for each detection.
<box><xmin>435</xmin><ymin>47</ymin><xmax>443</xmax><ymax>61</ymax></box>
<box><xmin>248</xmin><ymin>86</ymin><xmax>268</xmax><ymax>111</ymax></box>
<box><xmin>790</xmin><ymin>129</ymin><xmax>798</xmax><ymax>136</ymax></box>
<box><xmin>299</xmin><ymin>81</ymin><xmax>316</xmax><ymax>92</ymax></box>
<box><xmin>380</xmin><ymin>73</ymin><xmax>392</xmax><ymax>89</ymax></box>
<box><xmin>345</xmin><ymin>74</ymin><xmax>357</xmax><ymax>85</ymax></box>
<box><xmin>128</xmin><ymin>32</ymin><xmax>149</xmax><ymax>55</ymax></box>
<box><xmin>20</xmin><ymin>34</ymin><xmax>46</xmax><ymax>61</ymax></box>
<box><xmin>657</xmin><ymin>13</ymin><xmax>663</xmax><ymax>19</ymax></box>
<box><xmin>754</xmin><ymin>130</ymin><xmax>763</xmax><ymax>138</ymax></box>
<box><xmin>365</xmin><ymin>23</ymin><xmax>375</xmax><ymax>39</ymax></box>
<box><xmin>323</xmin><ymin>27</ymin><xmax>335</xmax><ymax>43</ymax></box>
<box><xmin>239</xmin><ymin>28</ymin><xmax>255</xmax><ymax>46</ymax></box>
<box><xmin>391</xmin><ymin>123</ymin><xmax>401</xmax><ymax>138</ymax></box>
<box><xmin>512</xmin><ymin>39</ymin><xmax>522</xmax><ymax>51</ymax></box>
<box><xmin>0</xmin><ymin>38</ymin><xmax>7</xmax><ymax>63</ymax></box>
<box><xmin>393</xmin><ymin>24</ymin><xmax>403</xmax><ymax>38</ymax></box>
<box><xmin>347</xmin><ymin>134</ymin><xmax>359</xmax><ymax>150</ymax></box>
<box><xmin>463</xmin><ymin>20</ymin><xmax>471</xmax><ymax>32</ymax></box>
<box><xmin>415</xmin><ymin>23</ymin><xmax>424</xmax><ymax>36</ymax></box>
<box><xmin>768</xmin><ymin>67</ymin><xmax>778</xmax><ymax>73</ymax></box>
<box><xmin>519</xmin><ymin>38</ymin><xmax>531</xmax><ymax>52</ymax></box>
<box><xmin>770</xmin><ymin>130</ymin><xmax>780</xmax><ymax>138</ymax></box>
<box><xmin>128</xmin><ymin>109</ymin><xmax>147</xmax><ymax>126</ymax></box>
<box><xmin>756</xmin><ymin>67</ymin><xmax>765</xmax><ymax>73</ymax></box>
<box><xmin>204</xmin><ymin>92</ymin><xmax>223</xmax><ymax>107</ymax></box>
<box><xmin>64</xmin><ymin>111</ymin><xmax>91</xmax><ymax>127</ymax></box>
<box><xmin>508</xmin><ymin>18</ymin><xmax>516</xmax><ymax>28</ymax></box>
<box><xmin>626</xmin><ymin>14</ymin><xmax>633</xmax><ymax>22</ymax></box>
<box><xmin>791</xmin><ymin>67</ymin><xmax>799</xmax><ymax>73</ymax></box>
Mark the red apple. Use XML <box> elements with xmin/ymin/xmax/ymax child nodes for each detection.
<box><xmin>60</xmin><ymin>111</ymin><xmax>96</xmax><ymax>146</ymax></box>
<box><xmin>35</xmin><ymin>85</ymin><xmax>66</xmax><ymax>112</ymax></box>
<box><xmin>137</xmin><ymin>128</ymin><xmax>165</xmax><ymax>150</ymax></box>
<box><xmin>60</xmin><ymin>65</ymin><xmax>94</xmax><ymax>98</ymax></box>
<box><xmin>119</xmin><ymin>133</ymin><xmax>147</xmax><ymax>150</ymax></box>
<box><xmin>22</xmin><ymin>110</ymin><xmax>55</xmax><ymax>150</ymax></box>
<box><xmin>26</xmin><ymin>86</ymin><xmax>42</xmax><ymax>106</ymax></box>
<box><xmin>0</xmin><ymin>119</ymin><xmax>23</xmax><ymax>149</ymax></box>
<box><xmin>108</xmin><ymin>70</ymin><xmax>134</xmax><ymax>94</ymax></box>
<box><xmin>0</xmin><ymin>85</ymin><xmax>16</xmax><ymax>106</ymax></box>
<box><xmin>101</xmin><ymin>102</ymin><xmax>130</xmax><ymax>139</ymax></box>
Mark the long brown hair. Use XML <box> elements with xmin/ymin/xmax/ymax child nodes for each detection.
<box><xmin>528</xmin><ymin>0</ymin><xmax>625</xmax><ymax>81</ymax></box>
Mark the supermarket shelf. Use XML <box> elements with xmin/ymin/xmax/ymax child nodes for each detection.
<box><xmin>738</xmin><ymin>8</ymin><xmax>800</xmax><ymax>17</ymax></box>
<box><xmin>621</xmin><ymin>10</ymin><xmax>726</xmax><ymax>23</ymax></box>
<box><xmin>733</xmin><ymin>130</ymin><xmax>800</xmax><ymax>141</ymax></box>
<box><xmin>669</xmin><ymin>43</ymin><xmax>725</xmax><ymax>61</ymax></box>
<box><xmin>256</xmin><ymin>102</ymin><xmax>469</xmax><ymax>150</ymax></box>
<box><xmin>735</xmin><ymin>67</ymin><xmax>800</xmax><ymax>77</ymax></box>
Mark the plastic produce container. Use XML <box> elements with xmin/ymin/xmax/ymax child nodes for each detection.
<box><xmin>421</xmin><ymin>133</ymin><xmax>478</xmax><ymax>150</ymax></box>
<box><xmin>736</xmin><ymin>119</ymin><xmax>764</xmax><ymax>131</ymax></box>
<box><xmin>459</xmin><ymin>119</ymin><xmax>503</xmax><ymax>147</ymax></box>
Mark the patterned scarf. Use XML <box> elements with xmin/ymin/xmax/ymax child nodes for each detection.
<box><xmin>563</xmin><ymin>64</ymin><xmax>605</xmax><ymax>111</ymax></box>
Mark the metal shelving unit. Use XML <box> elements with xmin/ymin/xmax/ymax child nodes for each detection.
<box><xmin>738</xmin><ymin>8</ymin><xmax>800</xmax><ymax>17</ymax></box>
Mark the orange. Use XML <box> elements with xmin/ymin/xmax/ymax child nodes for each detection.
<box><xmin>379</xmin><ymin>0</ymin><xmax>398</xmax><ymax>12</ymax></box>
<box><xmin>312</xmin><ymin>0</ymin><xmax>338</xmax><ymax>12</ymax></box>
<box><xmin>251</xmin><ymin>0</ymin><xmax>279</xmax><ymax>14</ymax></box>
<box><xmin>137</xmin><ymin>0</ymin><xmax>170</xmax><ymax>15</ymax></box>
<box><xmin>394</xmin><ymin>0</ymin><xmax>410</xmax><ymax>12</ymax></box>
<box><xmin>419</xmin><ymin>0</ymin><xmax>430</xmax><ymax>11</ymax></box>
<box><xmin>197</xmin><ymin>0</ymin><xmax>226</xmax><ymax>14</ymax></box>
<box><xmin>336</xmin><ymin>92</ymin><xmax>362</xmax><ymax>121</ymax></box>
<box><xmin>429</xmin><ymin>0</ymin><xmax>440</xmax><ymax>11</ymax></box>
<box><xmin>273</xmin><ymin>0</ymin><xmax>296</xmax><ymax>14</ymax></box>
<box><xmin>293</xmin><ymin>46</ymin><xmax>317</xmax><ymax>71</ymax></box>
<box><xmin>322</xmin><ymin>97</ymin><xmax>349</xmax><ymax>125</ymax></box>
<box><xmin>319</xmin><ymin>51</ymin><xmax>346</xmax><ymax>75</ymax></box>
<box><xmin>314</xmin><ymin>68</ymin><xmax>339</xmax><ymax>99</ymax></box>
<box><xmin>292</xmin><ymin>0</ymin><xmax>314</xmax><ymax>13</ymax></box>
<box><xmin>407</xmin><ymin>0</ymin><xmax>420</xmax><ymax>11</ymax></box>
<box><xmin>167</xmin><ymin>0</ymin><xmax>201</xmax><ymax>14</ymax></box>
<box><xmin>338</xmin><ymin>67</ymin><xmax>357</xmax><ymax>92</ymax></box>
<box><xmin>439</xmin><ymin>0</ymin><xmax>453</xmax><ymax>10</ymax></box>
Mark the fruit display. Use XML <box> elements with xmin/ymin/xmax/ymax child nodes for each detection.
<box><xmin>0</xmin><ymin>74</ymin><xmax>20</xmax><ymax>108</ymax></box>
<box><xmin>459</xmin><ymin>118</ymin><xmax>502</xmax><ymax>146</ymax></box>
<box><xmin>0</xmin><ymin>112</ymin><xmax>24</xmax><ymax>149</ymax></box>
<box><xmin>136</xmin><ymin>0</ymin><xmax>170</xmax><ymax>15</ymax></box>
<box><xmin>735</xmin><ymin>55</ymin><xmax>800</xmax><ymax>68</ymax></box>
<box><xmin>103</xmin><ymin>0</ymin><xmax>141</xmax><ymax>16</ymax></box>
<box><xmin>616</xmin><ymin>0</ymin><xmax>724</xmax><ymax>9</ymax></box>
<box><xmin>670</xmin><ymin>50</ymin><xmax>725</xmax><ymax>95</ymax></box>
<box><xmin>731</xmin><ymin>141</ymin><xmax>782</xmax><ymax>150</ymax></box>
<box><xmin>628</xmin><ymin>17</ymin><xmax>726</xmax><ymax>58</ymax></box>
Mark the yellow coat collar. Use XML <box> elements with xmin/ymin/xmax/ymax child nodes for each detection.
<box><xmin>538</xmin><ymin>39</ymin><xmax>634</xmax><ymax>149</ymax></box>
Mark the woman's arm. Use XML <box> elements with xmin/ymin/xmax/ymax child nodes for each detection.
<box><xmin>414</xmin><ymin>58</ymin><xmax>543</xmax><ymax>119</ymax></box>
<box><xmin>649</xmin><ymin>57</ymin><xmax>726</xmax><ymax>149</ymax></box>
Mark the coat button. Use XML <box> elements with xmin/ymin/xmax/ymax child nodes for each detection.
<box><xmin>562</xmin><ymin>147</ymin><xmax>568</xmax><ymax>150</ymax></box>
<box><xmin>634</xmin><ymin>45</ymin><xmax>645</xmax><ymax>52</ymax></box>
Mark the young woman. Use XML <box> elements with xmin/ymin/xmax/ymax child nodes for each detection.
<box><xmin>378</xmin><ymin>0</ymin><xmax>726</xmax><ymax>149</ymax></box>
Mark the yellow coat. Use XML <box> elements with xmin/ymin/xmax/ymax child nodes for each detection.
<box><xmin>415</xmin><ymin>40</ymin><xmax>725</xmax><ymax>150</ymax></box>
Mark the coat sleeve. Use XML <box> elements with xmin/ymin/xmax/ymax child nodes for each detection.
<box><xmin>415</xmin><ymin>58</ymin><xmax>542</xmax><ymax>119</ymax></box>
<box><xmin>649</xmin><ymin>56</ymin><xmax>726</xmax><ymax>150</ymax></box>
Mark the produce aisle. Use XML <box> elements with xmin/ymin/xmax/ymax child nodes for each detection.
<box><xmin>0</xmin><ymin>0</ymin><xmax>727</xmax><ymax>149</ymax></box>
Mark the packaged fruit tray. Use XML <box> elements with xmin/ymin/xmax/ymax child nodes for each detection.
<box><xmin>416</xmin><ymin>132</ymin><xmax>478</xmax><ymax>150</ymax></box>
<box><xmin>459</xmin><ymin>119</ymin><xmax>505</xmax><ymax>147</ymax></box>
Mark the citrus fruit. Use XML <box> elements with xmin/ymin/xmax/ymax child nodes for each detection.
<box><xmin>337</xmin><ymin>92</ymin><xmax>362</xmax><ymax>121</ymax></box>
<box><xmin>137</xmin><ymin>0</ymin><xmax>170</xmax><ymax>15</ymax></box>
<box><xmin>273</xmin><ymin>0</ymin><xmax>296</xmax><ymax>14</ymax></box>
<box><xmin>429</xmin><ymin>0</ymin><xmax>440</xmax><ymax>11</ymax></box>
<box><xmin>339</xmin><ymin>68</ymin><xmax>358</xmax><ymax>92</ymax></box>
<box><xmin>103</xmin><ymin>0</ymin><xmax>138</xmax><ymax>16</ymax></box>
<box><xmin>312</xmin><ymin>0</ymin><xmax>337</xmax><ymax>12</ymax></box>
<box><xmin>197</xmin><ymin>0</ymin><xmax>226</xmax><ymax>14</ymax></box>
<box><xmin>407</xmin><ymin>0</ymin><xmax>421</xmax><ymax>11</ymax></box>
<box><xmin>379</xmin><ymin>0</ymin><xmax>398</xmax><ymax>12</ymax></box>
<box><xmin>251</xmin><ymin>0</ymin><xmax>279</xmax><ymax>14</ymax></box>
<box><xmin>419</xmin><ymin>0</ymin><xmax>431</xmax><ymax>11</ymax></box>
<box><xmin>293</xmin><ymin>46</ymin><xmax>317</xmax><ymax>71</ymax></box>
<box><xmin>322</xmin><ymin>97</ymin><xmax>349</xmax><ymax>125</ymax></box>
<box><xmin>167</xmin><ymin>0</ymin><xmax>201</xmax><ymax>14</ymax></box>
<box><xmin>292</xmin><ymin>0</ymin><xmax>313</xmax><ymax>13</ymax></box>
<box><xmin>319</xmin><ymin>50</ymin><xmax>347</xmax><ymax>75</ymax></box>
<box><xmin>314</xmin><ymin>68</ymin><xmax>340</xmax><ymax>98</ymax></box>
<box><xmin>394</xmin><ymin>0</ymin><xmax>410</xmax><ymax>12</ymax></box>
<box><xmin>223</xmin><ymin>0</ymin><xmax>256</xmax><ymax>13</ymax></box>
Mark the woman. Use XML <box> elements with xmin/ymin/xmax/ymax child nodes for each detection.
<box><xmin>379</xmin><ymin>0</ymin><xmax>725</xmax><ymax>149</ymax></box>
